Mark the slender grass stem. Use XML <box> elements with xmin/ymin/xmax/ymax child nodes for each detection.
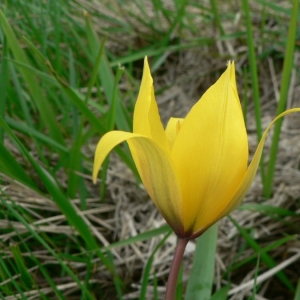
<box><xmin>242</xmin><ymin>0</ymin><xmax>265</xmax><ymax>190</ymax></box>
<box><xmin>165</xmin><ymin>238</ymin><xmax>189</xmax><ymax>300</ymax></box>
<box><xmin>264</xmin><ymin>0</ymin><xmax>299</xmax><ymax>198</ymax></box>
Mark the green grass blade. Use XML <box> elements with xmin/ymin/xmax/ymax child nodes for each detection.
<box><xmin>67</xmin><ymin>131</ymin><xmax>83</xmax><ymax>199</ymax></box>
<box><xmin>251</xmin><ymin>255</ymin><xmax>260</xmax><ymax>299</ymax></box>
<box><xmin>66</xmin><ymin>46</ymin><xmax>83</xmax><ymax>199</ymax></box>
<box><xmin>210</xmin><ymin>285</ymin><xmax>230</xmax><ymax>300</ymax></box>
<box><xmin>0</xmin><ymin>255</ymin><xmax>11</xmax><ymax>296</ymax></box>
<box><xmin>185</xmin><ymin>223</ymin><xmax>218</xmax><ymax>300</ymax></box>
<box><xmin>22</xmin><ymin>37</ymin><xmax>136</xmax><ymax>174</ymax></box>
<box><xmin>228</xmin><ymin>234</ymin><xmax>297</xmax><ymax>272</ymax></box>
<box><xmin>0</xmin><ymin>36</ymin><xmax>8</xmax><ymax>142</ymax></box>
<box><xmin>242</xmin><ymin>0</ymin><xmax>265</xmax><ymax>188</ymax></box>
<box><xmin>0</xmin><ymin>142</ymin><xmax>37</xmax><ymax>190</ymax></box>
<box><xmin>294</xmin><ymin>279</ymin><xmax>300</xmax><ymax>300</ymax></box>
<box><xmin>153</xmin><ymin>0</ymin><xmax>171</xmax><ymax>25</ymax></box>
<box><xmin>242</xmin><ymin>67</ymin><xmax>249</xmax><ymax>126</ymax></box>
<box><xmin>230</xmin><ymin>216</ymin><xmax>295</xmax><ymax>291</ymax></box>
<box><xmin>255</xmin><ymin>0</ymin><xmax>291</xmax><ymax>15</ymax></box>
<box><xmin>10</xmin><ymin>243</ymin><xmax>33</xmax><ymax>289</ymax></box>
<box><xmin>101</xmin><ymin>66</ymin><xmax>125</xmax><ymax>200</ymax></box>
<box><xmin>210</xmin><ymin>0</ymin><xmax>225</xmax><ymax>35</ymax></box>
<box><xmin>4</xmin><ymin>147</ymin><xmax>121</xmax><ymax>292</ymax></box>
<box><xmin>52</xmin><ymin>1</ymin><xmax>62</xmax><ymax>74</ymax></box>
<box><xmin>107</xmin><ymin>67</ymin><xmax>124</xmax><ymax>130</ymax></box>
<box><xmin>9</xmin><ymin>63</ymin><xmax>33</xmax><ymax>126</ymax></box>
<box><xmin>84</xmin><ymin>12</ymin><xmax>129</xmax><ymax>131</ymax></box>
<box><xmin>6</xmin><ymin>117</ymin><xmax>68</xmax><ymax>153</ymax></box>
<box><xmin>103</xmin><ymin>224</ymin><xmax>171</xmax><ymax>251</ymax></box>
<box><xmin>17</xmin><ymin>1</ymin><xmax>42</xmax><ymax>46</ymax></box>
<box><xmin>153</xmin><ymin>273</ymin><xmax>159</xmax><ymax>300</ymax></box>
<box><xmin>0</xmin><ymin>256</ymin><xmax>25</xmax><ymax>297</ymax></box>
<box><xmin>107</xmin><ymin>250</ymin><xmax>124</xmax><ymax>300</ymax></box>
<box><xmin>0</xmin><ymin>10</ymin><xmax>66</xmax><ymax>153</ymax></box>
<box><xmin>85</xmin><ymin>37</ymin><xmax>106</xmax><ymax>104</ymax></box>
<box><xmin>30</xmin><ymin>255</ymin><xmax>66</xmax><ymax>300</ymax></box>
<box><xmin>239</xmin><ymin>203</ymin><xmax>297</xmax><ymax>217</ymax></box>
<box><xmin>56</xmin><ymin>79</ymin><xmax>136</xmax><ymax>173</ymax></box>
<box><xmin>108</xmin><ymin>39</ymin><xmax>211</xmax><ymax>67</ymax></box>
<box><xmin>176</xmin><ymin>263</ymin><xmax>183</xmax><ymax>300</ymax></box>
<box><xmin>0</xmin><ymin>116</ymin><xmax>112</xmax><ymax>269</ymax></box>
<box><xmin>82</xmin><ymin>252</ymin><xmax>96</xmax><ymax>299</ymax></box>
<box><xmin>151</xmin><ymin>0</ymin><xmax>188</xmax><ymax>71</ymax></box>
<box><xmin>7</xmin><ymin>58</ymin><xmax>59</xmax><ymax>88</ymax></box>
<box><xmin>140</xmin><ymin>231</ymin><xmax>172</xmax><ymax>300</ymax></box>
<box><xmin>0</xmin><ymin>196</ymin><xmax>95</xmax><ymax>300</ymax></box>
<box><xmin>264</xmin><ymin>0</ymin><xmax>299</xmax><ymax>197</ymax></box>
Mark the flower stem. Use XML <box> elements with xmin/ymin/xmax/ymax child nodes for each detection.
<box><xmin>165</xmin><ymin>237</ymin><xmax>189</xmax><ymax>300</ymax></box>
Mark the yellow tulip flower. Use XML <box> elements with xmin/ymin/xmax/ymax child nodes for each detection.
<box><xmin>93</xmin><ymin>57</ymin><xmax>299</xmax><ymax>239</ymax></box>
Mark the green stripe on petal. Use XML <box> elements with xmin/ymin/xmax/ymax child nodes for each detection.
<box><xmin>93</xmin><ymin>130</ymin><xmax>184</xmax><ymax>235</ymax></box>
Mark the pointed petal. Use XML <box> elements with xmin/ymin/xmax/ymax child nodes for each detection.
<box><xmin>133</xmin><ymin>57</ymin><xmax>169</xmax><ymax>152</ymax></box>
<box><xmin>190</xmin><ymin>108</ymin><xmax>300</xmax><ymax>238</ymax></box>
<box><xmin>170</xmin><ymin>62</ymin><xmax>248</xmax><ymax>234</ymax></box>
<box><xmin>219</xmin><ymin>107</ymin><xmax>300</xmax><ymax>219</ymax></box>
<box><xmin>93</xmin><ymin>130</ymin><xmax>184</xmax><ymax>235</ymax></box>
<box><xmin>165</xmin><ymin>117</ymin><xmax>184</xmax><ymax>149</ymax></box>
<box><xmin>230</xmin><ymin>61</ymin><xmax>243</xmax><ymax>110</ymax></box>
<box><xmin>92</xmin><ymin>131</ymin><xmax>136</xmax><ymax>183</ymax></box>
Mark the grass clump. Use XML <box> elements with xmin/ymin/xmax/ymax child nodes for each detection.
<box><xmin>0</xmin><ymin>0</ymin><xmax>299</xmax><ymax>299</ymax></box>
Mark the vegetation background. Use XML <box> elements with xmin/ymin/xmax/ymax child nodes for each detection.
<box><xmin>0</xmin><ymin>0</ymin><xmax>299</xmax><ymax>299</ymax></box>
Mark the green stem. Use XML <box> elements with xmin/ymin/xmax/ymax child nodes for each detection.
<box><xmin>165</xmin><ymin>237</ymin><xmax>189</xmax><ymax>300</ymax></box>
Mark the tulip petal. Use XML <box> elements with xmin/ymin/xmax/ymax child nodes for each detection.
<box><xmin>171</xmin><ymin>62</ymin><xmax>248</xmax><ymax>234</ymax></box>
<box><xmin>165</xmin><ymin>117</ymin><xmax>184</xmax><ymax>149</ymax></box>
<box><xmin>133</xmin><ymin>57</ymin><xmax>169</xmax><ymax>152</ymax></box>
<box><xmin>189</xmin><ymin>108</ymin><xmax>300</xmax><ymax>238</ymax></box>
<box><xmin>219</xmin><ymin>108</ymin><xmax>300</xmax><ymax>218</ymax></box>
<box><xmin>93</xmin><ymin>130</ymin><xmax>184</xmax><ymax>235</ymax></box>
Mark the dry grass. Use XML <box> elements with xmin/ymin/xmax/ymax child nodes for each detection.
<box><xmin>1</xmin><ymin>0</ymin><xmax>300</xmax><ymax>299</ymax></box>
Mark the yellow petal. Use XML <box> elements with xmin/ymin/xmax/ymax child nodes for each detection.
<box><xmin>189</xmin><ymin>108</ymin><xmax>300</xmax><ymax>238</ymax></box>
<box><xmin>171</xmin><ymin>62</ymin><xmax>248</xmax><ymax>234</ymax></box>
<box><xmin>165</xmin><ymin>117</ymin><xmax>184</xmax><ymax>149</ymax></box>
<box><xmin>133</xmin><ymin>57</ymin><xmax>169</xmax><ymax>152</ymax></box>
<box><xmin>219</xmin><ymin>107</ymin><xmax>300</xmax><ymax>219</ymax></box>
<box><xmin>93</xmin><ymin>130</ymin><xmax>184</xmax><ymax>235</ymax></box>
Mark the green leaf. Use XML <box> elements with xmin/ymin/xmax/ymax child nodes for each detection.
<box><xmin>210</xmin><ymin>285</ymin><xmax>230</xmax><ymax>300</ymax></box>
<box><xmin>185</xmin><ymin>223</ymin><xmax>218</xmax><ymax>300</ymax></box>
